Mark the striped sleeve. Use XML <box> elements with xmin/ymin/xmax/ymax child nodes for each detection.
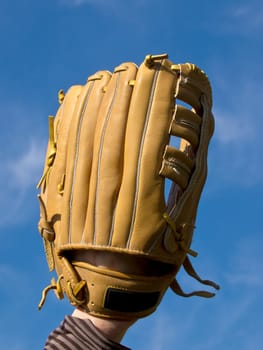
<box><xmin>44</xmin><ymin>316</ymin><xmax>131</xmax><ymax>350</ymax></box>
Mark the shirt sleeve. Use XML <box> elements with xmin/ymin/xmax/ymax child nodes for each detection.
<box><xmin>44</xmin><ymin>315</ymin><xmax>132</xmax><ymax>350</ymax></box>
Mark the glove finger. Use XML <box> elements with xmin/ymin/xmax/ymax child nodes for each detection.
<box><xmin>84</xmin><ymin>63</ymin><xmax>138</xmax><ymax>246</ymax></box>
<box><xmin>113</xmin><ymin>58</ymin><xmax>178</xmax><ymax>250</ymax></box>
<box><xmin>61</xmin><ymin>71</ymin><xmax>112</xmax><ymax>244</ymax></box>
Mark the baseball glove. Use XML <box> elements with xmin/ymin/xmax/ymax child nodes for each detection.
<box><xmin>37</xmin><ymin>53</ymin><xmax>219</xmax><ymax>320</ymax></box>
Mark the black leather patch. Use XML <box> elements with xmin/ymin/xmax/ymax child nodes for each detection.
<box><xmin>104</xmin><ymin>288</ymin><xmax>160</xmax><ymax>313</ymax></box>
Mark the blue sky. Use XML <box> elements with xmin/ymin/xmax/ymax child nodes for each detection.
<box><xmin>0</xmin><ymin>0</ymin><xmax>262</xmax><ymax>349</ymax></box>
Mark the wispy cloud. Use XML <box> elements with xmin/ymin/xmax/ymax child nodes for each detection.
<box><xmin>126</xmin><ymin>235</ymin><xmax>263</xmax><ymax>350</ymax></box>
<box><xmin>208</xmin><ymin>73</ymin><xmax>263</xmax><ymax>188</ymax></box>
<box><xmin>221</xmin><ymin>1</ymin><xmax>263</xmax><ymax>35</ymax></box>
<box><xmin>7</xmin><ymin>141</ymin><xmax>45</xmax><ymax>189</ymax></box>
<box><xmin>58</xmin><ymin>0</ymin><xmax>106</xmax><ymax>6</ymax></box>
<box><xmin>194</xmin><ymin>237</ymin><xmax>263</xmax><ymax>350</ymax></box>
<box><xmin>231</xmin><ymin>2</ymin><xmax>263</xmax><ymax>31</ymax></box>
<box><xmin>58</xmin><ymin>0</ymin><xmax>147</xmax><ymax>9</ymax></box>
<box><xmin>149</xmin><ymin>312</ymin><xmax>181</xmax><ymax>350</ymax></box>
<box><xmin>57</xmin><ymin>0</ymin><xmax>153</xmax><ymax>19</ymax></box>
<box><xmin>128</xmin><ymin>292</ymin><xmax>258</xmax><ymax>350</ymax></box>
<box><xmin>192</xmin><ymin>235</ymin><xmax>263</xmax><ymax>349</ymax></box>
<box><xmin>0</xmin><ymin>339</ymin><xmax>28</xmax><ymax>350</ymax></box>
<box><xmin>214</xmin><ymin>111</ymin><xmax>254</xmax><ymax>145</ymax></box>
<box><xmin>194</xmin><ymin>294</ymin><xmax>258</xmax><ymax>350</ymax></box>
<box><xmin>0</xmin><ymin>139</ymin><xmax>45</xmax><ymax>228</ymax></box>
<box><xmin>225</xmin><ymin>236</ymin><xmax>263</xmax><ymax>289</ymax></box>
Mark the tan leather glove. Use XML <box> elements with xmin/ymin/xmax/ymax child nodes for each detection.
<box><xmin>37</xmin><ymin>53</ymin><xmax>219</xmax><ymax>320</ymax></box>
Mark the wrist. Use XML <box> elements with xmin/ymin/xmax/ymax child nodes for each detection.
<box><xmin>72</xmin><ymin>308</ymin><xmax>135</xmax><ymax>343</ymax></box>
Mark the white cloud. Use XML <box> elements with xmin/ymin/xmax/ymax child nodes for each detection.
<box><xmin>127</xmin><ymin>290</ymin><xmax>260</xmax><ymax>350</ymax></box>
<box><xmin>7</xmin><ymin>141</ymin><xmax>45</xmax><ymax>189</ymax></box>
<box><xmin>0</xmin><ymin>140</ymin><xmax>45</xmax><ymax>227</ymax></box>
<box><xmin>222</xmin><ymin>1</ymin><xmax>263</xmax><ymax>35</ymax></box>
<box><xmin>193</xmin><ymin>237</ymin><xmax>263</xmax><ymax>350</ymax></box>
<box><xmin>214</xmin><ymin>112</ymin><xmax>254</xmax><ymax>145</ymax></box>
<box><xmin>125</xmin><ymin>235</ymin><xmax>263</xmax><ymax>350</ymax></box>
<box><xmin>231</xmin><ymin>2</ymin><xmax>263</xmax><ymax>30</ymax></box>
<box><xmin>207</xmin><ymin>73</ymin><xmax>263</xmax><ymax>188</ymax></box>
<box><xmin>202</xmin><ymin>1</ymin><xmax>263</xmax><ymax>38</ymax></box>
<box><xmin>194</xmin><ymin>294</ymin><xmax>258</xmax><ymax>350</ymax></box>
<box><xmin>57</xmin><ymin>0</ymin><xmax>151</xmax><ymax>15</ymax></box>
<box><xmin>58</xmin><ymin>0</ymin><xmax>136</xmax><ymax>8</ymax></box>
<box><xmin>149</xmin><ymin>313</ymin><xmax>181</xmax><ymax>350</ymax></box>
<box><xmin>59</xmin><ymin>0</ymin><xmax>105</xmax><ymax>5</ymax></box>
<box><xmin>0</xmin><ymin>340</ymin><xmax>28</xmax><ymax>350</ymax></box>
<box><xmin>225</xmin><ymin>236</ymin><xmax>263</xmax><ymax>289</ymax></box>
<box><xmin>59</xmin><ymin>0</ymin><xmax>148</xmax><ymax>5</ymax></box>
